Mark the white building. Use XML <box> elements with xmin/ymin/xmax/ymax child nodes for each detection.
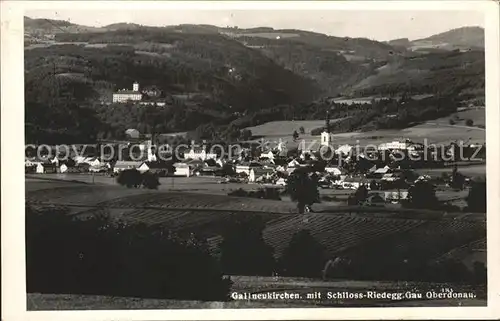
<box><xmin>113</xmin><ymin>82</ymin><xmax>143</xmax><ymax>103</ymax></box>
<box><xmin>378</xmin><ymin>140</ymin><xmax>413</xmax><ymax>151</ymax></box>
<box><xmin>173</xmin><ymin>163</ymin><xmax>191</xmax><ymax>177</ymax></box>
<box><xmin>184</xmin><ymin>147</ymin><xmax>217</xmax><ymax>161</ymax></box>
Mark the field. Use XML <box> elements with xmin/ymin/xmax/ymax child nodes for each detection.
<box><xmin>243</xmin><ymin>109</ymin><xmax>485</xmax><ymax>152</ymax></box>
<box><xmin>246</xmin><ymin>120</ymin><xmax>331</xmax><ymax>137</ymax></box>
<box><xmin>26</xmin><ymin>178</ymin><xmax>486</xmax><ymax>260</ymax></box>
<box><xmin>429</xmin><ymin>108</ymin><xmax>486</xmax><ymax>128</ymax></box>
<box><xmin>26</xmin><ymin>178</ymin><xmax>486</xmax><ymax>308</ymax></box>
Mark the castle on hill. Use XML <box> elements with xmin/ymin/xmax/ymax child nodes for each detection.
<box><xmin>112</xmin><ymin>82</ymin><xmax>165</xmax><ymax>106</ymax></box>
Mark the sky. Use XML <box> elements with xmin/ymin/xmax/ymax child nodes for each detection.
<box><xmin>26</xmin><ymin>9</ymin><xmax>485</xmax><ymax>41</ymax></box>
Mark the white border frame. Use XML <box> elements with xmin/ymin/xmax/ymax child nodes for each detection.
<box><xmin>2</xmin><ymin>1</ymin><xmax>499</xmax><ymax>320</ymax></box>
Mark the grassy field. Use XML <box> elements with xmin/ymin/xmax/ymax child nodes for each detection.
<box><xmin>243</xmin><ymin>112</ymin><xmax>485</xmax><ymax>151</ymax></box>
<box><xmin>429</xmin><ymin>108</ymin><xmax>485</xmax><ymax>128</ymax></box>
<box><xmin>246</xmin><ymin>120</ymin><xmax>331</xmax><ymax>137</ymax></box>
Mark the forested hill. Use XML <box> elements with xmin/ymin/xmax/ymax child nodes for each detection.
<box><xmin>24</xmin><ymin>30</ymin><xmax>322</xmax><ymax>144</ymax></box>
<box><xmin>24</xmin><ymin>17</ymin><xmax>485</xmax><ymax>144</ymax></box>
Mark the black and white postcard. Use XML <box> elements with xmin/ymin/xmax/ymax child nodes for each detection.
<box><xmin>2</xmin><ymin>1</ymin><xmax>500</xmax><ymax>320</ymax></box>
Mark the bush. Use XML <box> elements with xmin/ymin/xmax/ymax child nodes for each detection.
<box><xmin>449</xmin><ymin>119</ymin><xmax>456</xmax><ymax>125</ymax></box>
<box><xmin>465</xmin><ymin>119</ymin><xmax>474</xmax><ymax>126</ymax></box>
<box><xmin>25</xmin><ymin>206</ymin><xmax>232</xmax><ymax>300</ymax></box>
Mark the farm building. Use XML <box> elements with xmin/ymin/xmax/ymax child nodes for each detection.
<box><xmin>249</xmin><ymin>168</ymin><xmax>275</xmax><ymax>183</ymax></box>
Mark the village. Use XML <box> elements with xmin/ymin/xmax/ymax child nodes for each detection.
<box><xmin>24</xmin><ymin>115</ymin><xmax>485</xmax><ymax>211</ymax></box>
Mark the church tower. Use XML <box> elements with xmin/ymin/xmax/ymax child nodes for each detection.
<box><xmin>320</xmin><ymin>109</ymin><xmax>334</xmax><ymax>148</ymax></box>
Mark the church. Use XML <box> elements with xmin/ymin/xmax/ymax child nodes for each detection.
<box><xmin>320</xmin><ymin>110</ymin><xmax>335</xmax><ymax>148</ymax></box>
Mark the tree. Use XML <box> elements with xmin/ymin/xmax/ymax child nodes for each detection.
<box><xmin>142</xmin><ymin>172</ymin><xmax>160</xmax><ymax>189</ymax></box>
<box><xmin>353</xmin><ymin>185</ymin><xmax>369</xmax><ymax>204</ymax></box>
<box><xmin>116</xmin><ymin>169</ymin><xmax>143</xmax><ymax>188</ymax></box>
<box><xmin>466</xmin><ymin>181</ymin><xmax>486</xmax><ymax>213</ymax></box>
<box><xmin>465</xmin><ymin>119</ymin><xmax>474</xmax><ymax>126</ymax></box>
<box><xmin>287</xmin><ymin>168</ymin><xmax>319</xmax><ymax>213</ymax></box>
<box><xmin>292</xmin><ymin>130</ymin><xmax>299</xmax><ymax>141</ymax></box>
<box><xmin>218</xmin><ymin>216</ymin><xmax>276</xmax><ymax>276</ymax></box>
<box><xmin>450</xmin><ymin>168</ymin><xmax>466</xmax><ymax>190</ymax></box>
<box><xmin>406</xmin><ymin>180</ymin><xmax>439</xmax><ymax>209</ymax></box>
<box><xmin>26</xmin><ymin>205</ymin><xmax>232</xmax><ymax>301</ymax></box>
<box><xmin>279</xmin><ymin>230</ymin><xmax>326</xmax><ymax>277</ymax></box>
<box><xmin>369</xmin><ymin>180</ymin><xmax>378</xmax><ymax>191</ymax></box>
<box><xmin>239</xmin><ymin>129</ymin><xmax>252</xmax><ymax>141</ymax></box>
<box><xmin>299</xmin><ymin>126</ymin><xmax>305</xmax><ymax>134</ymax></box>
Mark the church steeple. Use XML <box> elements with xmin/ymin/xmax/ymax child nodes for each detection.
<box><xmin>325</xmin><ymin>109</ymin><xmax>330</xmax><ymax>133</ymax></box>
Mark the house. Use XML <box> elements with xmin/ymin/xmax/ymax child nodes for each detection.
<box><xmin>89</xmin><ymin>165</ymin><xmax>108</xmax><ymax>173</ymax></box>
<box><xmin>59</xmin><ymin>163</ymin><xmax>84</xmax><ymax>174</ymax></box>
<box><xmin>336</xmin><ymin>144</ymin><xmax>353</xmax><ymax>155</ymax></box>
<box><xmin>137</xmin><ymin>161</ymin><xmax>174</xmax><ymax>176</ymax></box>
<box><xmin>365</xmin><ymin>194</ymin><xmax>386</xmax><ymax>206</ymax></box>
<box><xmin>341</xmin><ymin>177</ymin><xmax>369</xmax><ymax>190</ymax></box>
<box><xmin>173</xmin><ymin>163</ymin><xmax>191</xmax><ymax>177</ymax></box>
<box><xmin>384</xmin><ymin>190</ymin><xmax>409</xmax><ymax>203</ymax></box>
<box><xmin>235</xmin><ymin>162</ymin><xmax>261</xmax><ymax>175</ymax></box>
<box><xmin>381</xmin><ymin>173</ymin><xmax>399</xmax><ymax>182</ymax></box>
<box><xmin>125</xmin><ymin>128</ymin><xmax>140</xmax><ymax>139</ymax></box>
<box><xmin>325</xmin><ymin>166</ymin><xmax>342</xmax><ymax>176</ymax></box>
<box><xmin>113</xmin><ymin>161</ymin><xmax>142</xmax><ymax>173</ymax></box>
<box><xmin>76</xmin><ymin>163</ymin><xmax>91</xmax><ymax>172</ymax></box>
<box><xmin>374</xmin><ymin>166</ymin><xmax>391</xmax><ymax>175</ymax></box>
<box><xmin>36</xmin><ymin>163</ymin><xmax>57</xmax><ymax>174</ymax></box>
<box><xmin>249</xmin><ymin>168</ymin><xmax>275</xmax><ymax>183</ymax></box>
<box><xmin>184</xmin><ymin>147</ymin><xmax>217</xmax><ymax>161</ymax></box>
<box><xmin>259</xmin><ymin>150</ymin><xmax>276</xmax><ymax>161</ymax></box>
<box><xmin>113</xmin><ymin>82</ymin><xmax>142</xmax><ymax>103</ymax></box>
<box><xmin>378</xmin><ymin>140</ymin><xmax>417</xmax><ymax>151</ymax></box>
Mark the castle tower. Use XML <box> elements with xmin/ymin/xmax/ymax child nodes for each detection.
<box><xmin>133</xmin><ymin>81</ymin><xmax>139</xmax><ymax>92</ymax></box>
